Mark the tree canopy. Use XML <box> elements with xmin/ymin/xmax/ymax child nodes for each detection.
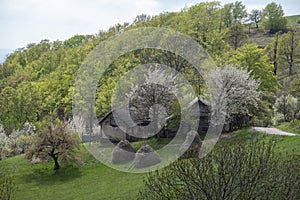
<box><xmin>0</xmin><ymin>1</ymin><xmax>299</xmax><ymax>135</ymax></box>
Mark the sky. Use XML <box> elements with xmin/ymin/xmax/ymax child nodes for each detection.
<box><xmin>0</xmin><ymin>0</ymin><xmax>299</xmax><ymax>51</ymax></box>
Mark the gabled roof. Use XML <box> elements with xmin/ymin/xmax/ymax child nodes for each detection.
<box><xmin>188</xmin><ymin>96</ymin><xmax>210</xmax><ymax>108</ymax></box>
<box><xmin>99</xmin><ymin>97</ymin><xmax>210</xmax><ymax>125</ymax></box>
<box><xmin>98</xmin><ymin>108</ymin><xmax>140</xmax><ymax>126</ymax></box>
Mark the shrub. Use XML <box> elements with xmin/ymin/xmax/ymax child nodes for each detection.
<box><xmin>272</xmin><ymin>113</ymin><xmax>285</xmax><ymax>125</ymax></box>
<box><xmin>0</xmin><ymin>164</ymin><xmax>15</xmax><ymax>200</ymax></box>
<box><xmin>273</xmin><ymin>94</ymin><xmax>299</xmax><ymax>122</ymax></box>
<box><xmin>139</xmin><ymin>139</ymin><xmax>300</xmax><ymax>199</ymax></box>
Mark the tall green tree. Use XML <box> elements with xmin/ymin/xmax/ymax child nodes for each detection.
<box><xmin>222</xmin><ymin>1</ymin><xmax>248</xmax><ymax>49</ymax></box>
<box><xmin>262</xmin><ymin>2</ymin><xmax>287</xmax><ymax>33</ymax></box>
<box><xmin>231</xmin><ymin>44</ymin><xmax>279</xmax><ymax>92</ymax></box>
<box><xmin>278</xmin><ymin>30</ymin><xmax>300</xmax><ymax>78</ymax></box>
<box><xmin>265</xmin><ymin>32</ymin><xmax>281</xmax><ymax>75</ymax></box>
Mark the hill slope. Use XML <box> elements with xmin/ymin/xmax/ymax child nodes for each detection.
<box><xmin>2</xmin><ymin>129</ymin><xmax>300</xmax><ymax>200</ymax></box>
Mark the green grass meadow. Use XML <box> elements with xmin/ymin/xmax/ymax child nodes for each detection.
<box><xmin>2</xmin><ymin>128</ymin><xmax>299</xmax><ymax>200</ymax></box>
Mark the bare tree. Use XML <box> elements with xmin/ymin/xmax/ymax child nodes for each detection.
<box><xmin>249</xmin><ymin>9</ymin><xmax>262</xmax><ymax>29</ymax></box>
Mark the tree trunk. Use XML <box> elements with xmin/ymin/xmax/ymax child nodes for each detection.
<box><xmin>53</xmin><ymin>154</ymin><xmax>60</xmax><ymax>171</ymax></box>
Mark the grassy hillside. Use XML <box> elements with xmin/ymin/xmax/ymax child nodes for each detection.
<box><xmin>3</xmin><ymin>147</ymin><xmax>144</xmax><ymax>200</ymax></box>
<box><xmin>287</xmin><ymin>15</ymin><xmax>300</xmax><ymax>25</ymax></box>
<box><xmin>276</xmin><ymin>120</ymin><xmax>300</xmax><ymax>134</ymax></box>
<box><xmin>2</xmin><ymin>129</ymin><xmax>299</xmax><ymax>200</ymax></box>
<box><xmin>247</xmin><ymin>15</ymin><xmax>300</xmax><ymax>47</ymax></box>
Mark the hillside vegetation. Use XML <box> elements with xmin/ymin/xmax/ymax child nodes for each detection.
<box><xmin>0</xmin><ymin>2</ymin><xmax>299</xmax><ymax>134</ymax></box>
<box><xmin>1</xmin><ymin>130</ymin><xmax>299</xmax><ymax>199</ymax></box>
<box><xmin>0</xmin><ymin>1</ymin><xmax>300</xmax><ymax>199</ymax></box>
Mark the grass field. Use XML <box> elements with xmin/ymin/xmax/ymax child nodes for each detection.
<box><xmin>287</xmin><ymin>15</ymin><xmax>300</xmax><ymax>26</ymax></box>
<box><xmin>276</xmin><ymin>120</ymin><xmax>300</xmax><ymax>135</ymax></box>
<box><xmin>2</xmin><ymin>128</ymin><xmax>300</xmax><ymax>200</ymax></box>
<box><xmin>3</xmin><ymin>148</ymin><xmax>144</xmax><ymax>200</ymax></box>
<box><xmin>247</xmin><ymin>15</ymin><xmax>300</xmax><ymax>47</ymax></box>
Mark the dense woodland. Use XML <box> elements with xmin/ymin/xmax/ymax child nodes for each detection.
<box><xmin>0</xmin><ymin>1</ymin><xmax>299</xmax><ymax>136</ymax></box>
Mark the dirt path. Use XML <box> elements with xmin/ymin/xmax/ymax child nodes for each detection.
<box><xmin>252</xmin><ymin>127</ymin><xmax>298</xmax><ymax>136</ymax></box>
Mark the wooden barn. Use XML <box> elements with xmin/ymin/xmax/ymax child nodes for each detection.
<box><xmin>98</xmin><ymin>97</ymin><xmax>211</xmax><ymax>142</ymax></box>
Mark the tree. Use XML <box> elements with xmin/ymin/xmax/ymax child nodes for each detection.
<box><xmin>127</xmin><ymin>65</ymin><xmax>178</xmax><ymax>139</ymax></box>
<box><xmin>133</xmin><ymin>14</ymin><xmax>152</xmax><ymax>25</ymax></box>
<box><xmin>25</xmin><ymin>121</ymin><xmax>80</xmax><ymax>170</ymax></box>
<box><xmin>265</xmin><ymin>32</ymin><xmax>281</xmax><ymax>75</ymax></box>
<box><xmin>249</xmin><ymin>9</ymin><xmax>262</xmax><ymax>29</ymax></box>
<box><xmin>273</xmin><ymin>94</ymin><xmax>299</xmax><ymax>122</ymax></box>
<box><xmin>221</xmin><ymin>1</ymin><xmax>247</xmax><ymax>28</ymax></box>
<box><xmin>139</xmin><ymin>139</ymin><xmax>300</xmax><ymax>199</ymax></box>
<box><xmin>231</xmin><ymin>1</ymin><xmax>247</xmax><ymax>25</ymax></box>
<box><xmin>262</xmin><ymin>2</ymin><xmax>287</xmax><ymax>34</ymax></box>
<box><xmin>187</xmin><ymin>2</ymin><xmax>221</xmax><ymax>47</ymax></box>
<box><xmin>222</xmin><ymin>1</ymin><xmax>248</xmax><ymax>49</ymax></box>
<box><xmin>232</xmin><ymin>44</ymin><xmax>279</xmax><ymax>92</ymax></box>
<box><xmin>278</xmin><ymin>30</ymin><xmax>300</xmax><ymax>77</ymax></box>
<box><xmin>290</xmin><ymin>76</ymin><xmax>300</xmax><ymax>101</ymax></box>
<box><xmin>207</xmin><ymin>66</ymin><xmax>260</xmax><ymax>119</ymax></box>
<box><xmin>206</xmin><ymin>66</ymin><xmax>260</xmax><ymax>130</ymax></box>
<box><xmin>221</xmin><ymin>3</ymin><xmax>234</xmax><ymax>28</ymax></box>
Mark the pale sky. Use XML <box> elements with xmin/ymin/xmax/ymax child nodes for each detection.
<box><xmin>0</xmin><ymin>0</ymin><xmax>299</xmax><ymax>50</ymax></box>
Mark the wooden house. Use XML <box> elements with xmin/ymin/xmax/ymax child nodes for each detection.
<box><xmin>98</xmin><ymin>97</ymin><xmax>211</xmax><ymax>142</ymax></box>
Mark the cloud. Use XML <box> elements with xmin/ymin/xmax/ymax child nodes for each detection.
<box><xmin>0</xmin><ymin>0</ymin><xmax>162</xmax><ymax>49</ymax></box>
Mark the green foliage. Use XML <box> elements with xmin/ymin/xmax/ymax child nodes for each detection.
<box><xmin>25</xmin><ymin>121</ymin><xmax>81</xmax><ymax>170</ymax></box>
<box><xmin>273</xmin><ymin>94</ymin><xmax>299</xmax><ymax>122</ymax></box>
<box><xmin>0</xmin><ymin>163</ymin><xmax>15</xmax><ymax>200</ymax></box>
<box><xmin>1</xmin><ymin>129</ymin><xmax>299</xmax><ymax>199</ymax></box>
<box><xmin>0</xmin><ymin>1</ymin><xmax>297</xmax><ymax>136</ymax></box>
<box><xmin>264</xmin><ymin>32</ymin><xmax>281</xmax><ymax>76</ymax></box>
<box><xmin>290</xmin><ymin>75</ymin><xmax>300</xmax><ymax>100</ymax></box>
<box><xmin>262</xmin><ymin>2</ymin><xmax>287</xmax><ymax>33</ymax></box>
<box><xmin>276</xmin><ymin>120</ymin><xmax>300</xmax><ymax>134</ymax></box>
<box><xmin>278</xmin><ymin>30</ymin><xmax>300</xmax><ymax>79</ymax></box>
<box><xmin>231</xmin><ymin>44</ymin><xmax>279</xmax><ymax>92</ymax></box>
<box><xmin>139</xmin><ymin>139</ymin><xmax>300</xmax><ymax>199</ymax></box>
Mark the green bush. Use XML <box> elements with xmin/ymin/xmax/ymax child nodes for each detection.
<box><xmin>139</xmin><ymin>139</ymin><xmax>300</xmax><ymax>199</ymax></box>
<box><xmin>0</xmin><ymin>164</ymin><xmax>15</xmax><ymax>200</ymax></box>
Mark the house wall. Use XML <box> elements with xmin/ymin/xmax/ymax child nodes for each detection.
<box><xmin>99</xmin><ymin>100</ymin><xmax>211</xmax><ymax>142</ymax></box>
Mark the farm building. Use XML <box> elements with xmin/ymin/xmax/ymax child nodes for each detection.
<box><xmin>98</xmin><ymin>97</ymin><xmax>211</xmax><ymax>142</ymax></box>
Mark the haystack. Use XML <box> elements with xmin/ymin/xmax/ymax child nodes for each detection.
<box><xmin>111</xmin><ymin>140</ymin><xmax>136</xmax><ymax>164</ymax></box>
<box><xmin>131</xmin><ymin>144</ymin><xmax>161</xmax><ymax>169</ymax></box>
<box><xmin>179</xmin><ymin>131</ymin><xmax>202</xmax><ymax>159</ymax></box>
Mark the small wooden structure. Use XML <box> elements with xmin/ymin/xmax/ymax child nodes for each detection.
<box><xmin>98</xmin><ymin>97</ymin><xmax>211</xmax><ymax>142</ymax></box>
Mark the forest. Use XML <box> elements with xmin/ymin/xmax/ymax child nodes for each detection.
<box><xmin>0</xmin><ymin>1</ymin><xmax>299</xmax><ymax>135</ymax></box>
